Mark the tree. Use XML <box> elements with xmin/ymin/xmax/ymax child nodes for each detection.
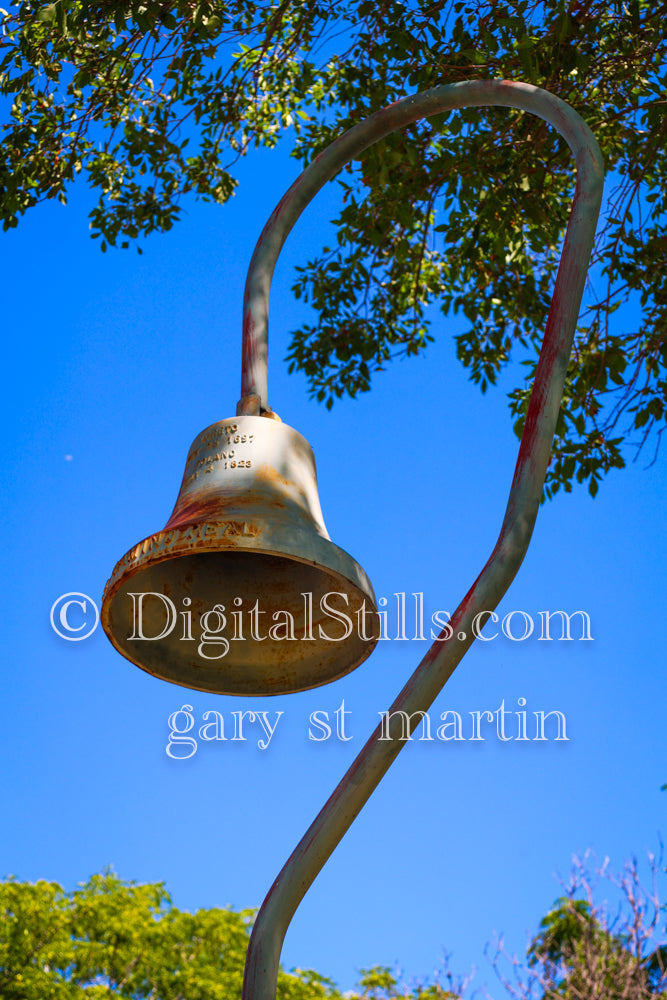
<box><xmin>344</xmin><ymin>964</ymin><xmax>467</xmax><ymax>999</ymax></box>
<box><xmin>492</xmin><ymin>853</ymin><xmax>667</xmax><ymax>999</ymax></box>
<box><xmin>1</xmin><ymin>0</ymin><xmax>666</xmax><ymax>498</ymax></box>
<box><xmin>0</xmin><ymin>869</ymin><xmax>339</xmax><ymax>999</ymax></box>
<box><xmin>0</xmin><ymin>870</ymin><xmax>465</xmax><ymax>999</ymax></box>
<box><xmin>1</xmin><ymin>859</ymin><xmax>665</xmax><ymax>999</ymax></box>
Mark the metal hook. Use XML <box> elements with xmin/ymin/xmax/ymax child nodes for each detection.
<box><xmin>238</xmin><ymin>80</ymin><xmax>604</xmax><ymax>1000</ymax></box>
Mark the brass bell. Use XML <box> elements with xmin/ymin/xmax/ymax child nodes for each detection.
<box><xmin>101</xmin><ymin>414</ymin><xmax>377</xmax><ymax>695</ymax></box>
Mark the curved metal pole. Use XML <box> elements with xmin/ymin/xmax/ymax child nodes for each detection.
<box><xmin>239</xmin><ymin>81</ymin><xmax>604</xmax><ymax>1000</ymax></box>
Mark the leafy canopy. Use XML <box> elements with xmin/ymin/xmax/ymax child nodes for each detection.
<box><xmin>524</xmin><ymin>895</ymin><xmax>667</xmax><ymax>998</ymax></box>
<box><xmin>1</xmin><ymin>859</ymin><xmax>666</xmax><ymax>998</ymax></box>
<box><xmin>494</xmin><ymin>854</ymin><xmax>667</xmax><ymax>999</ymax></box>
<box><xmin>0</xmin><ymin>870</ymin><xmax>339</xmax><ymax>999</ymax></box>
<box><xmin>1</xmin><ymin>0</ymin><xmax>666</xmax><ymax>497</ymax></box>
<box><xmin>0</xmin><ymin>871</ymin><xmax>462</xmax><ymax>998</ymax></box>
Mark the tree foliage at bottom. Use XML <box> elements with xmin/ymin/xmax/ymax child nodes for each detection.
<box><xmin>0</xmin><ymin>869</ymin><xmax>336</xmax><ymax>1000</ymax></box>
<box><xmin>1</xmin><ymin>856</ymin><xmax>665</xmax><ymax>999</ymax></box>
<box><xmin>493</xmin><ymin>854</ymin><xmax>667</xmax><ymax>1000</ymax></box>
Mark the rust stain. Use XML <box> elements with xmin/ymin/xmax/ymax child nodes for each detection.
<box><xmin>164</xmin><ymin>489</ymin><xmax>288</xmax><ymax>531</ymax></box>
<box><xmin>164</xmin><ymin>496</ymin><xmax>237</xmax><ymax>529</ymax></box>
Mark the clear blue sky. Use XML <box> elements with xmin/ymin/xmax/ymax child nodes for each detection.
<box><xmin>1</xmin><ymin>132</ymin><xmax>665</xmax><ymax>995</ymax></box>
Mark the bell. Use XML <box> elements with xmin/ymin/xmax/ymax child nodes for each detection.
<box><xmin>101</xmin><ymin>414</ymin><xmax>377</xmax><ymax>696</ymax></box>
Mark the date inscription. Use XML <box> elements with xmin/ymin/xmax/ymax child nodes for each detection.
<box><xmin>183</xmin><ymin>428</ymin><xmax>256</xmax><ymax>487</ymax></box>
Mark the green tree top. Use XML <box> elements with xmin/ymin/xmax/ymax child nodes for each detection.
<box><xmin>494</xmin><ymin>855</ymin><xmax>667</xmax><ymax>1000</ymax></box>
<box><xmin>2</xmin><ymin>0</ymin><xmax>666</xmax><ymax>497</ymax></box>
<box><xmin>0</xmin><ymin>870</ymin><xmax>338</xmax><ymax>999</ymax></box>
<box><xmin>0</xmin><ymin>870</ymin><xmax>463</xmax><ymax>998</ymax></box>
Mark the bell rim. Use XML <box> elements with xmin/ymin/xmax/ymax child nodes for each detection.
<box><xmin>100</xmin><ymin>520</ymin><xmax>378</xmax><ymax>696</ymax></box>
<box><xmin>102</xmin><ymin>517</ymin><xmax>376</xmax><ymax>607</ymax></box>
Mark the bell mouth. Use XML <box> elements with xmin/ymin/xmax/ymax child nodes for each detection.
<box><xmin>102</xmin><ymin>547</ymin><xmax>378</xmax><ymax>696</ymax></box>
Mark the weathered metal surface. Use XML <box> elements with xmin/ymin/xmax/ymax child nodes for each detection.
<box><xmin>239</xmin><ymin>80</ymin><xmax>604</xmax><ymax>1000</ymax></box>
<box><xmin>101</xmin><ymin>415</ymin><xmax>377</xmax><ymax>695</ymax></box>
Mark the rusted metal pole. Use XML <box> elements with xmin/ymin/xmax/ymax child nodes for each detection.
<box><xmin>239</xmin><ymin>81</ymin><xmax>604</xmax><ymax>1000</ymax></box>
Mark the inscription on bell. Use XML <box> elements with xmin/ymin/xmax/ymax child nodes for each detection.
<box><xmin>183</xmin><ymin>432</ymin><xmax>256</xmax><ymax>487</ymax></box>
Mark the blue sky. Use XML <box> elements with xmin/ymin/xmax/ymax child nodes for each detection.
<box><xmin>2</xmin><ymin>131</ymin><xmax>666</xmax><ymax>996</ymax></box>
